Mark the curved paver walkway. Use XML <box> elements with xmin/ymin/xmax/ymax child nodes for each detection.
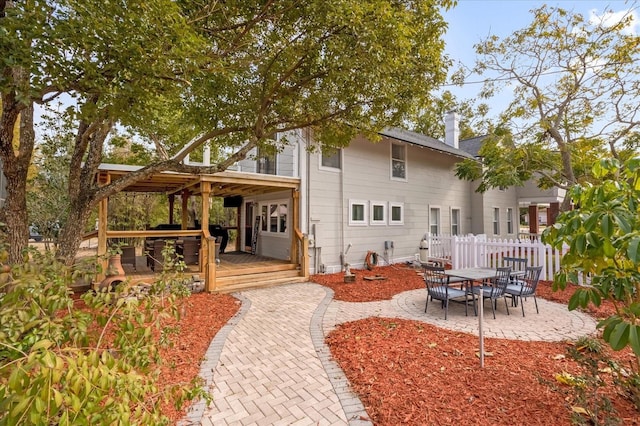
<box><xmin>181</xmin><ymin>281</ymin><xmax>597</xmax><ymax>425</ymax></box>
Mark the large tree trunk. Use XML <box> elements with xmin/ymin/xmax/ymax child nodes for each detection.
<box><xmin>0</xmin><ymin>100</ymin><xmax>34</xmax><ymax>264</ymax></box>
<box><xmin>57</xmin><ymin>198</ymin><xmax>94</xmax><ymax>266</ymax></box>
<box><xmin>56</xmin><ymin>116</ymin><xmax>111</xmax><ymax>266</ymax></box>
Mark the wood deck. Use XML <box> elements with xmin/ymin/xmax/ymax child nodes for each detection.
<box><xmin>120</xmin><ymin>250</ymin><xmax>305</xmax><ymax>292</ymax></box>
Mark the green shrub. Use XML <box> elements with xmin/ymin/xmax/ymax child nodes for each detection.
<box><xmin>0</xmin><ymin>247</ymin><xmax>210</xmax><ymax>425</ymax></box>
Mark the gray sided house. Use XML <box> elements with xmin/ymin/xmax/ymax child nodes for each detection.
<box><xmin>228</xmin><ymin>115</ymin><xmax>522</xmax><ymax>274</ymax></box>
<box><xmin>458</xmin><ymin>135</ymin><xmax>565</xmax><ymax>236</ymax></box>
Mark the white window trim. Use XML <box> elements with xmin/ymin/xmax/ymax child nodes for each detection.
<box><xmin>506</xmin><ymin>207</ymin><xmax>514</xmax><ymax>235</ymax></box>
<box><xmin>429</xmin><ymin>205</ymin><xmax>441</xmax><ymax>236</ymax></box>
<box><xmin>389</xmin><ymin>202</ymin><xmax>404</xmax><ymax>225</ymax></box>
<box><xmin>390</xmin><ymin>142</ymin><xmax>407</xmax><ymax>182</ymax></box>
<box><xmin>493</xmin><ymin>207</ymin><xmax>500</xmax><ymax>235</ymax></box>
<box><xmin>319</xmin><ymin>149</ymin><xmax>342</xmax><ymax>172</ymax></box>
<box><xmin>349</xmin><ymin>199</ymin><xmax>368</xmax><ymax>226</ymax></box>
<box><xmin>370</xmin><ymin>201</ymin><xmax>387</xmax><ymax>226</ymax></box>
<box><xmin>450</xmin><ymin>207</ymin><xmax>461</xmax><ymax>236</ymax></box>
<box><xmin>259</xmin><ymin>199</ymin><xmax>289</xmax><ymax>237</ymax></box>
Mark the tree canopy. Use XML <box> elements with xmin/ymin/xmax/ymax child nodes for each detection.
<box><xmin>1</xmin><ymin>0</ymin><xmax>455</xmax><ymax>263</ymax></box>
<box><xmin>453</xmin><ymin>5</ymin><xmax>640</xmax><ymax>209</ymax></box>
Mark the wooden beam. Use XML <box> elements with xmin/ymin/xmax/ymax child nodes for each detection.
<box><xmin>169</xmin><ymin>194</ymin><xmax>175</xmax><ymax>224</ymax></box>
<box><xmin>181</xmin><ymin>189</ymin><xmax>190</xmax><ymax>229</ymax></box>
<box><xmin>97</xmin><ymin>172</ymin><xmax>110</xmax><ymax>282</ymax></box>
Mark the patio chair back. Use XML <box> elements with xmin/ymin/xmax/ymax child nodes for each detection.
<box><xmin>519</xmin><ymin>266</ymin><xmax>543</xmax><ymax>296</ymax></box>
<box><xmin>424</xmin><ymin>265</ymin><xmax>469</xmax><ymax>319</ymax></box>
<box><xmin>504</xmin><ymin>266</ymin><xmax>543</xmax><ymax>316</ymax></box>
<box><xmin>502</xmin><ymin>257</ymin><xmax>527</xmax><ymax>280</ymax></box>
<box><xmin>488</xmin><ymin>267</ymin><xmax>511</xmax><ymax>298</ymax></box>
<box><xmin>472</xmin><ymin>266</ymin><xmax>511</xmax><ymax>319</ymax></box>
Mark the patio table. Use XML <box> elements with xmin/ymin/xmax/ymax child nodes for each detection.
<box><xmin>445</xmin><ymin>267</ymin><xmax>497</xmax><ymax>283</ymax></box>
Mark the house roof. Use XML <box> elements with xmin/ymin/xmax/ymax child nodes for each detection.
<box><xmin>379</xmin><ymin>128</ymin><xmax>474</xmax><ymax>159</ymax></box>
<box><xmin>457</xmin><ymin>135</ymin><xmax>487</xmax><ymax>157</ymax></box>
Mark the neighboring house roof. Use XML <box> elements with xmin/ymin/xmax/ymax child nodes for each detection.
<box><xmin>379</xmin><ymin>128</ymin><xmax>474</xmax><ymax>159</ymax></box>
<box><xmin>457</xmin><ymin>135</ymin><xmax>487</xmax><ymax>157</ymax></box>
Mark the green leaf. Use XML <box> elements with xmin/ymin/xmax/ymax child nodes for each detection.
<box><xmin>601</xmin><ymin>214</ymin><xmax>613</xmax><ymax>238</ymax></box>
<box><xmin>31</xmin><ymin>339</ymin><xmax>53</xmax><ymax>352</ymax></box>
<box><xmin>608</xmin><ymin>321</ymin><xmax>630</xmax><ymax>351</ymax></box>
<box><xmin>627</xmin><ymin>237</ymin><xmax>640</xmax><ymax>263</ymax></box>
<box><xmin>628</xmin><ymin>325</ymin><xmax>640</xmax><ymax>358</ymax></box>
<box><xmin>602</xmin><ymin>239</ymin><xmax>616</xmax><ymax>258</ymax></box>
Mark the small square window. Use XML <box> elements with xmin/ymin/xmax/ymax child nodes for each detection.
<box><xmin>349</xmin><ymin>200</ymin><xmax>368</xmax><ymax>226</ymax></box>
<box><xmin>370</xmin><ymin>202</ymin><xmax>386</xmax><ymax>225</ymax></box>
<box><xmin>389</xmin><ymin>202</ymin><xmax>404</xmax><ymax>225</ymax></box>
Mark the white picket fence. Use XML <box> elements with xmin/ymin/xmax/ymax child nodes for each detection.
<box><xmin>426</xmin><ymin>233</ymin><xmax>568</xmax><ymax>281</ymax></box>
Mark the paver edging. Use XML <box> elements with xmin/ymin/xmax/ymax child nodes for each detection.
<box><xmin>310</xmin><ymin>284</ymin><xmax>373</xmax><ymax>426</ymax></box>
<box><xmin>178</xmin><ymin>292</ymin><xmax>251</xmax><ymax>426</ymax></box>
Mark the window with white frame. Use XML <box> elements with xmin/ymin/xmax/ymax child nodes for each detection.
<box><xmin>451</xmin><ymin>208</ymin><xmax>461</xmax><ymax>236</ymax></box>
<box><xmin>257</xmin><ymin>146</ymin><xmax>277</xmax><ymax>175</ymax></box>
<box><xmin>321</xmin><ymin>148</ymin><xmax>341</xmax><ymax>170</ymax></box>
<box><xmin>507</xmin><ymin>208</ymin><xmax>514</xmax><ymax>234</ymax></box>
<box><xmin>391</xmin><ymin>142</ymin><xmax>406</xmax><ymax>180</ymax></box>
<box><xmin>260</xmin><ymin>201</ymin><xmax>288</xmax><ymax>234</ymax></box>
<box><xmin>370</xmin><ymin>201</ymin><xmax>386</xmax><ymax>225</ymax></box>
<box><xmin>349</xmin><ymin>200</ymin><xmax>368</xmax><ymax>226</ymax></box>
<box><xmin>389</xmin><ymin>202</ymin><xmax>404</xmax><ymax>225</ymax></box>
<box><xmin>493</xmin><ymin>207</ymin><xmax>500</xmax><ymax>235</ymax></box>
<box><xmin>430</xmin><ymin>207</ymin><xmax>440</xmax><ymax>236</ymax></box>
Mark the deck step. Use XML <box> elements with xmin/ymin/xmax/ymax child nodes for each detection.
<box><xmin>215</xmin><ymin>269</ymin><xmax>304</xmax><ymax>292</ymax></box>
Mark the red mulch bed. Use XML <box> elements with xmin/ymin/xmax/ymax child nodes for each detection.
<box><xmin>151</xmin><ymin>265</ymin><xmax>637</xmax><ymax>424</ymax></box>
<box><xmin>314</xmin><ymin>265</ymin><xmax>639</xmax><ymax>425</ymax></box>
<box><xmin>158</xmin><ymin>293</ymin><xmax>240</xmax><ymax>422</ymax></box>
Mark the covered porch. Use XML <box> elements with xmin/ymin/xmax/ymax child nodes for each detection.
<box><xmin>95</xmin><ymin>164</ymin><xmax>309</xmax><ymax>292</ymax></box>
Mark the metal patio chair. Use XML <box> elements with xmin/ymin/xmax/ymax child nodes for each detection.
<box><xmin>504</xmin><ymin>266</ymin><xmax>543</xmax><ymax>316</ymax></box>
<box><xmin>424</xmin><ymin>265</ymin><xmax>470</xmax><ymax>320</ymax></box>
<box><xmin>472</xmin><ymin>266</ymin><xmax>511</xmax><ymax>319</ymax></box>
<box><xmin>502</xmin><ymin>256</ymin><xmax>528</xmax><ymax>281</ymax></box>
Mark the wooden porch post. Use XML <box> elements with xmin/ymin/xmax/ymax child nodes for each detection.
<box><xmin>168</xmin><ymin>194</ymin><xmax>175</xmax><ymax>224</ymax></box>
<box><xmin>528</xmin><ymin>204</ymin><xmax>539</xmax><ymax>235</ymax></box>
<box><xmin>201</xmin><ymin>182</ymin><xmax>217</xmax><ymax>292</ymax></box>
<box><xmin>547</xmin><ymin>202</ymin><xmax>560</xmax><ymax>226</ymax></box>
<box><xmin>181</xmin><ymin>189</ymin><xmax>190</xmax><ymax>229</ymax></box>
<box><xmin>97</xmin><ymin>172</ymin><xmax>110</xmax><ymax>282</ymax></box>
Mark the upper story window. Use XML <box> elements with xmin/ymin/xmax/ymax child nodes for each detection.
<box><xmin>391</xmin><ymin>142</ymin><xmax>406</xmax><ymax>180</ymax></box>
<box><xmin>321</xmin><ymin>149</ymin><xmax>342</xmax><ymax>170</ymax></box>
<box><xmin>257</xmin><ymin>147</ymin><xmax>277</xmax><ymax>175</ymax></box>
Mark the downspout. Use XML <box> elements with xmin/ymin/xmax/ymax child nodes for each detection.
<box><xmin>339</xmin><ymin>146</ymin><xmax>345</xmax><ymax>271</ymax></box>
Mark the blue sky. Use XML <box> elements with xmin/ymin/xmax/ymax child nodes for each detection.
<box><xmin>440</xmin><ymin>0</ymin><xmax>639</xmax><ymax>115</ymax></box>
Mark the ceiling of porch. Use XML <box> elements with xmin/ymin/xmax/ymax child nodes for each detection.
<box><xmin>99</xmin><ymin>164</ymin><xmax>300</xmax><ymax>198</ymax></box>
